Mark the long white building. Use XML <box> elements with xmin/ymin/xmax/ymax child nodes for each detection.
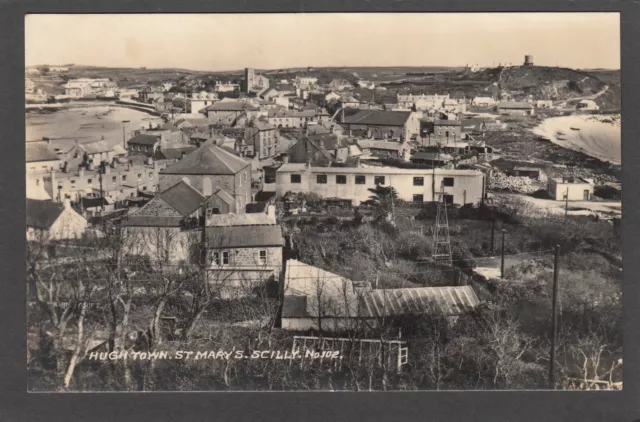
<box><xmin>275</xmin><ymin>163</ymin><xmax>485</xmax><ymax>205</ymax></box>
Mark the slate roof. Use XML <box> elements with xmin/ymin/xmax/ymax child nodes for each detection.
<box><xmin>207</xmin><ymin>212</ymin><xmax>276</xmax><ymax>227</ymax></box>
<box><xmin>81</xmin><ymin>197</ymin><xmax>110</xmax><ymax>208</ymax></box>
<box><xmin>205</xmin><ymin>225</ymin><xmax>283</xmax><ymax>248</ymax></box>
<box><xmin>26</xmin><ymin>199</ymin><xmax>64</xmax><ymax>229</ymax></box>
<box><xmin>157</xmin><ymin>181</ymin><xmax>206</xmax><ymax>216</ymax></box>
<box><xmin>72</xmin><ymin>140</ymin><xmax>114</xmax><ymax>155</ymax></box>
<box><xmin>357</xmin><ymin>139</ymin><xmax>404</xmax><ymax>151</ymax></box>
<box><xmin>127</xmin><ymin>134</ymin><xmax>161</xmax><ymax>146</ymax></box>
<box><xmin>125</xmin><ymin>215</ymin><xmax>184</xmax><ymax>227</ymax></box>
<box><xmin>205</xmin><ymin>101</ymin><xmax>259</xmax><ymax>112</ymax></box>
<box><xmin>341</xmin><ymin>110</ymin><xmax>411</xmax><ymax>127</ymax></box>
<box><xmin>160</xmin><ymin>144</ymin><xmax>249</xmax><ymax>175</ymax></box>
<box><xmin>434</xmin><ymin>119</ymin><xmax>462</xmax><ymax>126</ymax></box>
<box><xmin>26</xmin><ymin>142</ymin><xmax>60</xmax><ymax>163</ymax></box>
<box><xmin>411</xmin><ymin>152</ymin><xmax>455</xmax><ymax>162</ymax></box>
<box><xmin>155</xmin><ymin>146</ymin><xmax>197</xmax><ymax>160</ymax></box>
<box><xmin>497</xmin><ymin>101</ymin><xmax>534</xmax><ymax>109</ymax></box>
<box><xmin>212</xmin><ymin>188</ymin><xmax>234</xmax><ymax>205</ymax></box>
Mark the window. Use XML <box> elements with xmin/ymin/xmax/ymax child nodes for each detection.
<box><xmin>316</xmin><ymin>174</ymin><xmax>327</xmax><ymax>184</ymax></box>
<box><xmin>137</xmin><ymin>173</ymin><xmax>142</xmax><ymax>181</ymax></box>
<box><xmin>443</xmin><ymin>177</ymin><xmax>454</xmax><ymax>187</ymax></box>
<box><xmin>112</xmin><ymin>176</ymin><xmax>117</xmax><ymax>183</ymax></box>
<box><xmin>211</xmin><ymin>251</ymin><xmax>220</xmax><ymax>265</ymax></box>
<box><xmin>413</xmin><ymin>194</ymin><xmax>424</xmax><ymax>203</ymax></box>
<box><xmin>87</xmin><ymin>179</ymin><xmax>92</xmax><ymax>184</ymax></box>
<box><xmin>374</xmin><ymin>176</ymin><xmax>385</xmax><ymax>185</ymax></box>
<box><xmin>148</xmin><ymin>172</ymin><xmax>154</xmax><ymax>179</ymax></box>
<box><xmin>355</xmin><ymin>175</ymin><xmax>366</xmax><ymax>185</ymax></box>
<box><xmin>122</xmin><ymin>175</ymin><xmax>127</xmax><ymax>182</ymax></box>
<box><xmin>413</xmin><ymin>177</ymin><xmax>424</xmax><ymax>186</ymax></box>
<box><xmin>142</xmin><ymin>186</ymin><xmax>147</xmax><ymax>191</ymax></box>
<box><xmin>443</xmin><ymin>194</ymin><xmax>454</xmax><ymax>204</ymax></box>
<box><xmin>259</xmin><ymin>250</ymin><xmax>267</xmax><ymax>265</ymax></box>
<box><xmin>70</xmin><ymin>179</ymin><xmax>76</xmax><ymax>184</ymax></box>
<box><xmin>222</xmin><ymin>251</ymin><xmax>230</xmax><ymax>265</ymax></box>
<box><xmin>291</xmin><ymin>174</ymin><xmax>301</xmax><ymax>184</ymax></box>
<box><xmin>336</xmin><ymin>175</ymin><xmax>347</xmax><ymax>184</ymax></box>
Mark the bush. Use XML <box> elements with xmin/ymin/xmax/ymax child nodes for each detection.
<box><xmin>594</xmin><ymin>185</ymin><xmax>621</xmax><ymax>200</ymax></box>
<box><xmin>452</xmin><ymin>243</ymin><xmax>476</xmax><ymax>270</ymax></box>
<box><xmin>530</xmin><ymin>189</ymin><xmax>551</xmax><ymax>199</ymax></box>
<box><xmin>396</xmin><ymin>231</ymin><xmax>433</xmax><ymax>260</ymax></box>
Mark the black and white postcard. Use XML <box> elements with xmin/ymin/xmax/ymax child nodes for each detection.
<box><xmin>25</xmin><ymin>13</ymin><xmax>622</xmax><ymax>392</ymax></box>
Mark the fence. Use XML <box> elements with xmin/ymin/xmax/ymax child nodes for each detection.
<box><xmin>292</xmin><ymin>335</ymin><xmax>408</xmax><ymax>373</ymax></box>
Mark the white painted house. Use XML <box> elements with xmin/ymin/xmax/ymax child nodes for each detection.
<box><xmin>26</xmin><ymin>199</ymin><xmax>88</xmax><ymax>241</ymax></box>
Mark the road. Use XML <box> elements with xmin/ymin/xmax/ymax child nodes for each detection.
<box><xmin>498</xmin><ymin>193</ymin><xmax>621</xmax><ymax>217</ymax></box>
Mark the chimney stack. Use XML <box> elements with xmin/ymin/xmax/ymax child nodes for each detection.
<box><xmin>267</xmin><ymin>204</ymin><xmax>276</xmax><ymax>220</ymax></box>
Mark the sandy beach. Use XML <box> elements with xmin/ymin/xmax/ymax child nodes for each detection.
<box><xmin>531</xmin><ymin>114</ymin><xmax>621</xmax><ymax>165</ymax></box>
<box><xmin>25</xmin><ymin>105</ymin><xmax>163</xmax><ymax>152</ymax></box>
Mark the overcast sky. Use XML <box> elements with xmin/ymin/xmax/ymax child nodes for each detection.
<box><xmin>25</xmin><ymin>13</ymin><xmax>620</xmax><ymax>71</ymax></box>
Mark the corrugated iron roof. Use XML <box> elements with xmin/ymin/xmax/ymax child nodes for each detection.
<box><xmin>361</xmin><ymin>286</ymin><xmax>479</xmax><ymax>318</ymax></box>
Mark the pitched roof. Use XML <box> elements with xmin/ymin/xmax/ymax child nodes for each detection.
<box><xmin>205</xmin><ymin>225</ymin><xmax>283</xmax><ymax>248</ymax></box>
<box><xmin>127</xmin><ymin>134</ymin><xmax>161</xmax><ymax>146</ymax></box>
<box><xmin>26</xmin><ymin>199</ymin><xmax>65</xmax><ymax>229</ymax></box>
<box><xmin>125</xmin><ymin>215</ymin><xmax>184</xmax><ymax>227</ymax></box>
<box><xmin>434</xmin><ymin>119</ymin><xmax>462</xmax><ymax>126</ymax></box>
<box><xmin>341</xmin><ymin>110</ymin><xmax>411</xmax><ymax>127</ymax></box>
<box><xmin>26</xmin><ymin>142</ymin><xmax>60</xmax><ymax>163</ymax></box>
<box><xmin>356</xmin><ymin>139</ymin><xmax>404</xmax><ymax>151</ymax></box>
<box><xmin>160</xmin><ymin>144</ymin><xmax>249</xmax><ymax>175</ymax></box>
<box><xmin>207</xmin><ymin>212</ymin><xmax>276</xmax><ymax>227</ymax></box>
<box><xmin>282</xmin><ymin>260</ymin><xmax>480</xmax><ymax>319</ymax></box>
<box><xmin>156</xmin><ymin>146</ymin><xmax>197</xmax><ymax>160</ymax></box>
<box><xmin>212</xmin><ymin>188</ymin><xmax>235</xmax><ymax>205</ymax></box>
<box><xmin>411</xmin><ymin>152</ymin><xmax>455</xmax><ymax>161</ymax></box>
<box><xmin>205</xmin><ymin>101</ymin><xmax>259</xmax><ymax>112</ymax></box>
<box><xmin>157</xmin><ymin>181</ymin><xmax>206</xmax><ymax>216</ymax></box>
<box><xmin>78</xmin><ymin>140</ymin><xmax>114</xmax><ymax>154</ymax></box>
<box><xmin>497</xmin><ymin>101</ymin><xmax>534</xmax><ymax>109</ymax></box>
<box><xmin>360</xmin><ymin>286</ymin><xmax>480</xmax><ymax>318</ymax></box>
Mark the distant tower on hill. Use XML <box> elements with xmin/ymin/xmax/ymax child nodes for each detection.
<box><xmin>524</xmin><ymin>55</ymin><xmax>534</xmax><ymax>66</ymax></box>
<box><xmin>244</xmin><ymin>68</ymin><xmax>255</xmax><ymax>93</ymax></box>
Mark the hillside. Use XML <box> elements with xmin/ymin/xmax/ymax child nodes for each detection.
<box><xmin>496</xmin><ymin>66</ymin><xmax>620</xmax><ymax>109</ymax></box>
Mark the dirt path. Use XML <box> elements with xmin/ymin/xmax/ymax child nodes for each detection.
<box><xmin>569</xmin><ymin>85</ymin><xmax>609</xmax><ymax>102</ymax></box>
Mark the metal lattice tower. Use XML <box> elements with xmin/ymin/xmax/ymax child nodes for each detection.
<box><xmin>432</xmin><ymin>182</ymin><xmax>453</xmax><ymax>266</ymax></box>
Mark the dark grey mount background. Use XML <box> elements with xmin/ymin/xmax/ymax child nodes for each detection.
<box><xmin>0</xmin><ymin>1</ymin><xmax>638</xmax><ymax>421</ymax></box>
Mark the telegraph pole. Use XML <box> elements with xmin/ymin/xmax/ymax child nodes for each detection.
<box><xmin>201</xmin><ymin>204</ymin><xmax>209</xmax><ymax>284</ymax></box>
<box><xmin>500</xmin><ymin>229</ymin><xmax>506</xmax><ymax>278</ymax></box>
<box><xmin>98</xmin><ymin>163</ymin><xmax>105</xmax><ymax>211</ymax></box>
<box><xmin>564</xmin><ymin>188</ymin><xmax>569</xmax><ymax>221</ymax></box>
<box><xmin>549</xmin><ymin>244</ymin><xmax>561</xmax><ymax>389</ymax></box>
<box><xmin>491</xmin><ymin>214</ymin><xmax>496</xmax><ymax>254</ymax></box>
<box><xmin>122</xmin><ymin>120</ymin><xmax>130</xmax><ymax>149</ymax></box>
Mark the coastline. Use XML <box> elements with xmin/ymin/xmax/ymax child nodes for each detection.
<box><xmin>531</xmin><ymin>114</ymin><xmax>621</xmax><ymax>166</ymax></box>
